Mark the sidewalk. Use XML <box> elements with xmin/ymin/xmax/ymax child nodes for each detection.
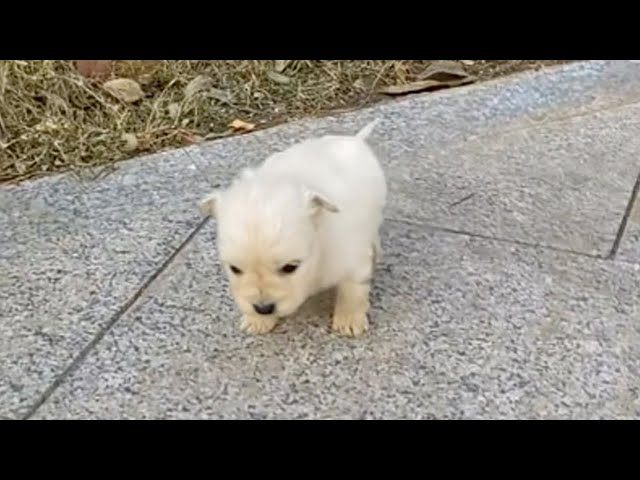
<box><xmin>1</xmin><ymin>60</ymin><xmax>639</xmax><ymax>419</ymax></box>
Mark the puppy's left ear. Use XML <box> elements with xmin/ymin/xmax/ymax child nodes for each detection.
<box><xmin>199</xmin><ymin>191</ymin><xmax>221</xmax><ymax>217</ymax></box>
<box><xmin>307</xmin><ymin>190</ymin><xmax>339</xmax><ymax>215</ymax></box>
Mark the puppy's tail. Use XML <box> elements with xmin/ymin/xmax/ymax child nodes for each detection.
<box><xmin>355</xmin><ymin>119</ymin><xmax>381</xmax><ymax>141</ymax></box>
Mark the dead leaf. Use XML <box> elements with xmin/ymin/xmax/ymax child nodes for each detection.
<box><xmin>138</xmin><ymin>73</ymin><xmax>154</xmax><ymax>86</ymax></box>
<box><xmin>183</xmin><ymin>75</ymin><xmax>232</xmax><ymax>103</ymax></box>
<box><xmin>103</xmin><ymin>78</ymin><xmax>145</xmax><ymax>103</ymax></box>
<box><xmin>267</xmin><ymin>71</ymin><xmax>291</xmax><ymax>84</ymax></box>
<box><xmin>184</xmin><ymin>75</ymin><xmax>215</xmax><ymax>98</ymax></box>
<box><xmin>180</xmin><ymin>132</ymin><xmax>204</xmax><ymax>145</ymax></box>
<box><xmin>229</xmin><ymin>119</ymin><xmax>255</xmax><ymax>132</ymax></box>
<box><xmin>418</xmin><ymin>60</ymin><xmax>470</xmax><ymax>81</ymax></box>
<box><xmin>167</xmin><ymin>103</ymin><xmax>181</xmax><ymax>120</ymax></box>
<box><xmin>204</xmin><ymin>131</ymin><xmax>232</xmax><ymax>141</ymax></box>
<box><xmin>378</xmin><ymin>77</ymin><xmax>475</xmax><ymax>95</ymax></box>
<box><xmin>121</xmin><ymin>133</ymin><xmax>138</xmax><ymax>152</ymax></box>
<box><xmin>274</xmin><ymin>60</ymin><xmax>291</xmax><ymax>73</ymax></box>
<box><xmin>207</xmin><ymin>88</ymin><xmax>233</xmax><ymax>103</ymax></box>
<box><xmin>379</xmin><ymin>61</ymin><xmax>475</xmax><ymax>96</ymax></box>
<box><xmin>75</xmin><ymin>60</ymin><xmax>113</xmax><ymax>80</ymax></box>
<box><xmin>460</xmin><ymin>60</ymin><xmax>475</xmax><ymax>66</ymax></box>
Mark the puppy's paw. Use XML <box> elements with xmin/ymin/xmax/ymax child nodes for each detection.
<box><xmin>240</xmin><ymin>315</ymin><xmax>278</xmax><ymax>335</ymax></box>
<box><xmin>332</xmin><ymin>311</ymin><xmax>369</xmax><ymax>337</ymax></box>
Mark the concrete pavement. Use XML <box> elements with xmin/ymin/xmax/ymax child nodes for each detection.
<box><xmin>1</xmin><ymin>60</ymin><xmax>639</xmax><ymax>419</ymax></box>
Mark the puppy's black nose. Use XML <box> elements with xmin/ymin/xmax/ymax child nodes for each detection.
<box><xmin>253</xmin><ymin>303</ymin><xmax>275</xmax><ymax>315</ymax></box>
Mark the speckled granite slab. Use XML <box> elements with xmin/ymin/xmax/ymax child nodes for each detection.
<box><xmin>2</xmin><ymin>60</ymin><xmax>639</xmax><ymax>419</ymax></box>
<box><xmin>33</xmin><ymin>221</ymin><xmax>640</xmax><ymax>419</ymax></box>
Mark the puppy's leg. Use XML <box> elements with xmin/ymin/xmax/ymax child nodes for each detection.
<box><xmin>332</xmin><ymin>241</ymin><xmax>378</xmax><ymax>336</ymax></box>
<box><xmin>240</xmin><ymin>314</ymin><xmax>278</xmax><ymax>335</ymax></box>
<box><xmin>332</xmin><ymin>280</ymin><xmax>371</xmax><ymax>336</ymax></box>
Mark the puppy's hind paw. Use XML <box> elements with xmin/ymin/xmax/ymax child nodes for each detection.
<box><xmin>332</xmin><ymin>312</ymin><xmax>369</xmax><ymax>337</ymax></box>
<box><xmin>240</xmin><ymin>315</ymin><xmax>278</xmax><ymax>335</ymax></box>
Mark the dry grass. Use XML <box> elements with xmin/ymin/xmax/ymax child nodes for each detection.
<box><xmin>0</xmin><ymin>60</ymin><xmax>568</xmax><ymax>184</ymax></box>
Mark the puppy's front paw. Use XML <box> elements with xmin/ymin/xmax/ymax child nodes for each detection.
<box><xmin>332</xmin><ymin>311</ymin><xmax>369</xmax><ymax>337</ymax></box>
<box><xmin>240</xmin><ymin>315</ymin><xmax>278</xmax><ymax>335</ymax></box>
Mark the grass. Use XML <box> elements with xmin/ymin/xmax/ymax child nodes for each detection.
<box><xmin>0</xmin><ymin>60</ymin><xmax>568</xmax><ymax>184</ymax></box>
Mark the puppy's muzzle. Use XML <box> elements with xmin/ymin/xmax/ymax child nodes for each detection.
<box><xmin>253</xmin><ymin>302</ymin><xmax>275</xmax><ymax>315</ymax></box>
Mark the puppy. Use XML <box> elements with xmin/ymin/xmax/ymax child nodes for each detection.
<box><xmin>199</xmin><ymin>119</ymin><xmax>386</xmax><ymax>336</ymax></box>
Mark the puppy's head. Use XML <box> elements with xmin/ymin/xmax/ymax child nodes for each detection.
<box><xmin>199</xmin><ymin>172</ymin><xmax>338</xmax><ymax>318</ymax></box>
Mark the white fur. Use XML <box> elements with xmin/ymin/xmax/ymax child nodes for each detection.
<box><xmin>199</xmin><ymin>120</ymin><xmax>386</xmax><ymax>336</ymax></box>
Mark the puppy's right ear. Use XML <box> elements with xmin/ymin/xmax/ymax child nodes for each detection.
<box><xmin>306</xmin><ymin>190</ymin><xmax>339</xmax><ymax>216</ymax></box>
<box><xmin>199</xmin><ymin>191</ymin><xmax>221</xmax><ymax>217</ymax></box>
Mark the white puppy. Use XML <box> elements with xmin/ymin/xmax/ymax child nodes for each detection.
<box><xmin>199</xmin><ymin>120</ymin><xmax>386</xmax><ymax>336</ymax></box>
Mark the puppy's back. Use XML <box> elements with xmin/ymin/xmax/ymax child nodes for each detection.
<box><xmin>262</xmin><ymin>133</ymin><xmax>386</xmax><ymax>214</ymax></box>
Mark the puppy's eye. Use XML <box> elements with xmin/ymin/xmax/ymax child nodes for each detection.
<box><xmin>280</xmin><ymin>263</ymin><xmax>299</xmax><ymax>274</ymax></box>
<box><xmin>229</xmin><ymin>265</ymin><xmax>243</xmax><ymax>275</ymax></box>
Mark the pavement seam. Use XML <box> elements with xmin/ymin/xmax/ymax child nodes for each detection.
<box><xmin>607</xmin><ymin>170</ymin><xmax>640</xmax><ymax>259</ymax></box>
<box><xmin>454</xmin><ymin>97</ymin><xmax>640</xmax><ymax>148</ymax></box>
<box><xmin>386</xmin><ymin>217</ymin><xmax>605</xmax><ymax>260</ymax></box>
<box><xmin>21</xmin><ymin>217</ymin><xmax>210</xmax><ymax>420</ymax></box>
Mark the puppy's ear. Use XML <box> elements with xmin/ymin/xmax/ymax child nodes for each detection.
<box><xmin>306</xmin><ymin>190</ymin><xmax>339</xmax><ymax>215</ymax></box>
<box><xmin>199</xmin><ymin>191</ymin><xmax>221</xmax><ymax>217</ymax></box>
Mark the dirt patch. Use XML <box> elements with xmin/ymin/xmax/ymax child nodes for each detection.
<box><xmin>0</xmin><ymin>60</ymin><xmax>570</xmax><ymax>184</ymax></box>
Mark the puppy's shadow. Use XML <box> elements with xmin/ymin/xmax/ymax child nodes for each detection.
<box><xmin>275</xmin><ymin>279</ymin><xmax>386</xmax><ymax>336</ymax></box>
<box><xmin>276</xmin><ymin>288</ymin><xmax>336</xmax><ymax>334</ymax></box>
